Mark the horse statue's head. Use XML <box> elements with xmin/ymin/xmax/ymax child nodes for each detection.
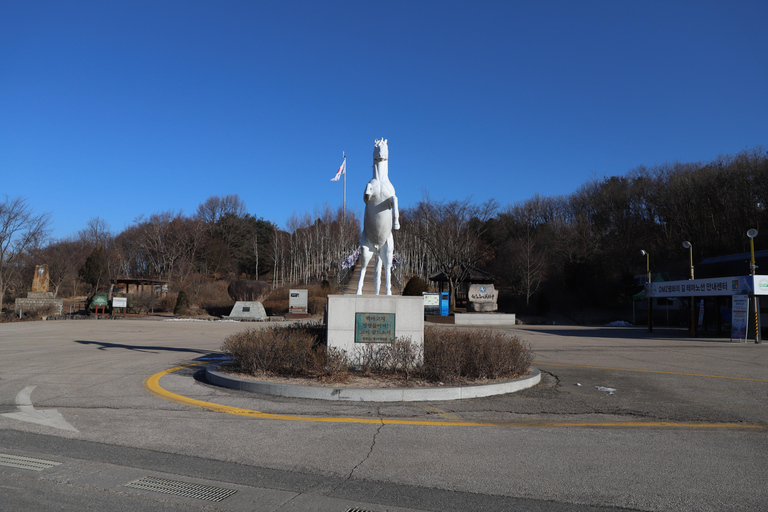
<box><xmin>373</xmin><ymin>138</ymin><xmax>388</xmax><ymax>161</ymax></box>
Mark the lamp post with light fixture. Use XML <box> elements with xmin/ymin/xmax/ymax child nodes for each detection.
<box><xmin>682</xmin><ymin>241</ymin><xmax>694</xmax><ymax>280</ymax></box>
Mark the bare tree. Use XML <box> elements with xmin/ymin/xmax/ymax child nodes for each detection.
<box><xmin>78</xmin><ymin>217</ymin><xmax>112</xmax><ymax>247</ymax></box>
<box><xmin>35</xmin><ymin>238</ymin><xmax>89</xmax><ymax>297</ymax></box>
<box><xmin>0</xmin><ymin>196</ymin><xmax>51</xmax><ymax>310</ymax></box>
<box><xmin>502</xmin><ymin>199</ymin><xmax>552</xmax><ymax>307</ymax></box>
<box><xmin>408</xmin><ymin>196</ymin><xmax>497</xmax><ymax>309</ymax></box>
<box><xmin>195</xmin><ymin>194</ymin><xmax>247</xmax><ymax>225</ymax></box>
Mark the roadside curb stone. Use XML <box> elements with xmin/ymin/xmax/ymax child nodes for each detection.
<box><xmin>205</xmin><ymin>364</ymin><xmax>541</xmax><ymax>402</ymax></box>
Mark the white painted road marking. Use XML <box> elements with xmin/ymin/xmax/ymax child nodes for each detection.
<box><xmin>1</xmin><ymin>386</ymin><xmax>78</xmax><ymax>432</ymax></box>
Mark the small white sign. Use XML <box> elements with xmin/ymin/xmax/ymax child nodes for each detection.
<box><xmin>112</xmin><ymin>297</ymin><xmax>128</xmax><ymax>308</ymax></box>
<box><xmin>289</xmin><ymin>289</ymin><xmax>308</xmax><ymax>313</ymax></box>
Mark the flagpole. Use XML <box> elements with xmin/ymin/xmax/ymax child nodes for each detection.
<box><xmin>342</xmin><ymin>152</ymin><xmax>346</xmax><ymax>222</ymax></box>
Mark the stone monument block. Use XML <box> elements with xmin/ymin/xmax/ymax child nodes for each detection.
<box><xmin>226</xmin><ymin>301</ymin><xmax>267</xmax><ymax>321</ymax></box>
<box><xmin>467</xmin><ymin>283</ymin><xmax>498</xmax><ymax>312</ymax></box>
<box><xmin>327</xmin><ymin>295</ymin><xmax>424</xmax><ymax>365</ymax></box>
<box><xmin>32</xmin><ymin>265</ymin><xmax>49</xmax><ymax>293</ymax></box>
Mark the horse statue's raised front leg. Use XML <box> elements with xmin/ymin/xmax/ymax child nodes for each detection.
<box><xmin>392</xmin><ymin>195</ymin><xmax>400</xmax><ymax>230</ymax></box>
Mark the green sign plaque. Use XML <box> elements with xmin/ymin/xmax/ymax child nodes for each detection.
<box><xmin>355</xmin><ymin>312</ymin><xmax>396</xmax><ymax>343</ymax></box>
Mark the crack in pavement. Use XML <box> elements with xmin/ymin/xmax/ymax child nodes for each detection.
<box><xmin>346</xmin><ymin>411</ymin><xmax>385</xmax><ymax>481</ymax></box>
<box><xmin>541</xmin><ymin>370</ymin><xmax>560</xmax><ymax>386</ymax></box>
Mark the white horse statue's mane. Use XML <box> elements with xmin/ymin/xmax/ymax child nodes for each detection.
<box><xmin>356</xmin><ymin>138</ymin><xmax>399</xmax><ymax>295</ymax></box>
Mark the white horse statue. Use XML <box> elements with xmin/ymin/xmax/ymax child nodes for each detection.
<box><xmin>356</xmin><ymin>138</ymin><xmax>400</xmax><ymax>295</ymax></box>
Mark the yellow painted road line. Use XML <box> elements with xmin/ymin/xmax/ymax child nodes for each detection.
<box><xmin>143</xmin><ymin>363</ymin><xmax>764</xmax><ymax>429</ymax></box>
<box><xmin>534</xmin><ymin>361</ymin><xmax>768</xmax><ymax>383</ymax></box>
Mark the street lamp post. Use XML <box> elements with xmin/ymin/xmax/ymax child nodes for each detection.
<box><xmin>682</xmin><ymin>241</ymin><xmax>694</xmax><ymax>280</ymax></box>
<box><xmin>641</xmin><ymin>250</ymin><xmax>652</xmax><ymax>332</ymax></box>
<box><xmin>683</xmin><ymin>241</ymin><xmax>695</xmax><ymax>336</ymax></box>
<box><xmin>747</xmin><ymin>229</ymin><xmax>761</xmax><ymax>344</ymax></box>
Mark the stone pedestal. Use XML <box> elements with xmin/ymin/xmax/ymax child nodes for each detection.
<box><xmin>14</xmin><ymin>264</ymin><xmax>63</xmax><ymax>316</ymax></box>
<box><xmin>468</xmin><ymin>301</ymin><xmax>498</xmax><ymax>312</ymax></box>
<box><xmin>327</xmin><ymin>295</ymin><xmax>424</xmax><ymax>365</ymax></box>
<box><xmin>454</xmin><ymin>313</ymin><xmax>516</xmax><ymax>325</ymax></box>
<box><xmin>225</xmin><ymin>301</ymin><xmax>267</xmax><ymax>321</ymax></box>
<box><xmin>15</xmin><ymin>292</ymin><xmax>63</xmax><ymax>316</ymax></box>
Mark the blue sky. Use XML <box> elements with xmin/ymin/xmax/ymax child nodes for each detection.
<box><xmin>2</xmin><ymin>1</ymin><xmax>767</xmax><ymax>239</ymax></box>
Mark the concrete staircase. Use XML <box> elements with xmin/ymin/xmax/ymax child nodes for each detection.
<box><xmin>341</xmin><ymin>264</ymin><xmax>401</xmax><ymax>295</ymax></box>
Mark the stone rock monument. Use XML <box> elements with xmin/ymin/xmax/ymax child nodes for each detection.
<box><xmin>467</xmin><ymin>283</ymin><xmax>499</xmax><ymax>312</ymax></box>
<box><xmin>227</xmin><ymin>280</ymin><xmax>270</xmax><ymax>302</ymax></box>
<box><xmin>224</xmin><ymin>279</ymin><xmax>268</xmax><ymax>321</ymax></box>
<box><xmin>356</xmin><ymin>138</ymin><xmax>400</xmax><ymax>295</ymax></box>
<box><xmin>32</xmin><ymin>264</ymin><xmax>50</xmax><ymax>293</ymax></box>
<box><xmin>15</xmin><ymin>264</ymin><xmax>63</xmax><ymax>316</ymax></box>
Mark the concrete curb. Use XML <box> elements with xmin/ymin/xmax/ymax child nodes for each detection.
<box><xmin>205</xmin><ymin>364</ymin><xmax>541</xmax><ymax>402</ymax></box>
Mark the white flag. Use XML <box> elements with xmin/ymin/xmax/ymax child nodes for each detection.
<box><xmin>331</xmin><ymin>158</ymin><xmax>346</xmax><ymax>181</ymax></box>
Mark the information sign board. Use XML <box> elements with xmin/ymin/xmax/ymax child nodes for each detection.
<box><xmin>289</xmin><ymin>289</ymin><xmax>308</xmax><ymax>313</ymax></box>
<box><xmin>92</xmin><ymin>295</ymin><xmax>109</xmax><ymax>306</ymax></box>
<box><xmin>355</xmin><ymin>312</ymin><xmax>396</xmax><ymax>343</ymax></box>
<box><xmin>423</xmin><ymin>292</ymin><xmax>440</xmax><ymax>315</ymax></box>
<box><xmin>731</xmin><ymin>295</ymin><xmax>749</xmax><ymax>340</ymax></box>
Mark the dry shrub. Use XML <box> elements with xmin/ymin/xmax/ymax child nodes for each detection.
<box><xmin>352</xmin><ymin>336</ymin><xmax>421</xmax><ymax>380</ymax></box>
<box><xmin>352</xmin><ymin>343</ymin><xmax>392</xmax><ymax>372</ymax></box>
<box><xmin>128</xmin><ymin>293</ymin><xmax>157</xmax><ymax>314</ymax></box>
<box><xmin>155</xmin><ymin>292</ymin><xmax>177</xmax><ymax>313</ymax></box>
<box><xmin>176</xmin><ymin>306</ymin><xmax>210</xmax><ymax>318</ymax></box>
<box><xmin>323</xmin><ymin>347</ymin><xmax>349</xmax><ymax>381</ymax></box>
<box><xmin>191</xmin><ymin>280</ymin><xmax>232</xmax><ymax>316</ymax></box>
<box><xmin>221</xmin><ymin>324</ymin><xmax>532</xmax><ymax>385</ymax></box>
<box><xmin>222</xmin><ymin>323</ymin><xmax>332</xmax><ymax>378</ymax></box>
<box><xmin>402</xmin><ymin>276</ymin><xmax>430</xmax><ymax>296</ymax></box>
<box><xmin>420</xmin><ymin>326</ymin><xmax>532</xmax><ymax>384</ymax></box>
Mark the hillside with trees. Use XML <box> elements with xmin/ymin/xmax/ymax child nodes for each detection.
<box><xmin>2</xmin><ymin>147</ymin><xmax>767</xmax><ymax>318</ymax></box>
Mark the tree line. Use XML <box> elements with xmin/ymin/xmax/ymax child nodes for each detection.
<box><xmin>1</xmin><ymin>146</ymin><xmax>766</xmax><ymax>313</ymax></box>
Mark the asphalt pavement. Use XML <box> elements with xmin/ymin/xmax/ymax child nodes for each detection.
<box><xmin>0</xmin><ymin>318</ymin><xmax>766</xmax><ymax>511</ymax></box>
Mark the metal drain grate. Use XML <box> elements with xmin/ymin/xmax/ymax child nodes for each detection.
<box><xmin>125</xmin><ymin>476</ymin><xmax>237</xmax><ymax>502</ymax></box>
<box><xmin>0</xmin><ymin>453</ymin><xmax>62</xmax><ymax>471</ymax></box>
<box><xmin>345</xmin><ymin>509</ymin><xmax>376</xmax><ymax>512</ymax></box>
